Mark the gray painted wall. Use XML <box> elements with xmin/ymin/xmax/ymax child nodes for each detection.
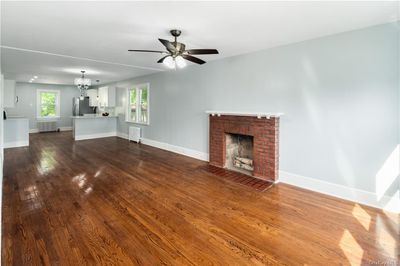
<box><xmin>105</xmin><ymin>23</ymin><xmax>399</xmax><ymax>198</ymax></box>
<box><xmin>4</xmin><ymin>83</ymin><xmax>80</xmax><ymax>130</ymax></box>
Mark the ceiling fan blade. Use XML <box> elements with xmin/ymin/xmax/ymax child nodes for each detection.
<box><xmin>185</xmin><ymin>49</ymin><xmax>219</xmax><ymax>55</ymax></box>
<box><xmin>128</xmin><ymin>49</ymin><xmax>165</xmax><ymax>53</ymax></box>
<box><xmin>157</xmin><ymin>55</ymin><xmax>169</xmax><ymax>63</ymax></box>
<box><xmin>158</xmin><ymin>39</ymin><xmax>177</xmax><ymax>52</ymax></box>
<box><xmin>182</xmin><ymin>54</ymin><xmax>206</xmax><ymax>65</ymax></box>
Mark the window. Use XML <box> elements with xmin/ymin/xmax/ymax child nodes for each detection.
<box><xmin>37</xmin><ymin>89</ymin><xmax>60</xmax><ymax>119</ymax></box>
<box><xmin>126</xmin><ymin>83</ymin><xmax>149</xmax><ymax>124</ymax></box>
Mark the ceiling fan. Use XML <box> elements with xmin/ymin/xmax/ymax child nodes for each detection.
<box><xmin>128</xmin><ymin>29</ymin><xmax>219</xmax><ymax>69</ymax></box>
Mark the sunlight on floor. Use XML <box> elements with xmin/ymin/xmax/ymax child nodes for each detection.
<box><xmin>24</xmin><ymin>185</ymin><xmax>40</xmax><ymax>200</ymax></box>
<box><xmin>383</xmin><ymin>197</ymin><xmax>400</xmax><ymax>224</ymax></box>
<box><xmin>21</xmin><ymin>185</ymin><xmax>43</xmax><ymax>212</ymax></box>
<box><xmin>94</xmin><ymin>170</ymin><xmax>102</xmax><ymax>178</ymax></box>
<box><xmin>376</xmin><ymin>216</ymin><xmax>397</xmax><ymax>258</ymax></box>
<box><xmin>376</xmin><ymin>145</ymin><xmax>399</xmax><ymax>201</ymax></box>
<box><xmin>352</xmin><ymin>204</ymin><xmax>371</xmax><ymax>231</ymax></box>
<box><xmin>339</xmin><ymin>230</ymin><xmax>364</xmax><ymax>266</ymax></box>
<box><xmin>38</xmin><ymin>149</ymin><xmax>56</xmax><ymax>174</ymax></box>
<box><xmin>84</xmin><ymin>186</ymin><xmax>93</xmax><ymax>195</ymax></box>
<box><xmin>72</xmin><ymin>173</ymin><xmax>87</xmax><ymax>188</ymax></box>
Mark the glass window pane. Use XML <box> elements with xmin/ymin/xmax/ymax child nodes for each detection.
<box><xmin>40</xmin><ymin>92</ymin><xmax>57</xmax><ymax>117</ymax></box>
<box><xmin>130</xmin><ymin>89</ymin><xmax>137</xmax><ymax>122</ymax></box>
<box><xmin>139</xmin><ymin>88</ymin><xmax>148</xmax><ymax>123</ymax></box>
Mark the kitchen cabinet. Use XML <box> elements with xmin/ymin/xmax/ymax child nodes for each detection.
<box><xmin>4</xmin><ymin>79</ymin><xmax>17</xmax><ymax>108</ymax></box>
<box><xmin>3</xmin><ymin>117</ymin><xmax>29</xmax><ymax>148</ymax></box>
<box><xmin>98</xmin><ymin>86</ymin><xmax>115</xmax><ymax>107</ymax></box>
<box><xmin>87</xmin><ymin>89</ymin><xmax>98</xmax><ymax>106</ymax></box>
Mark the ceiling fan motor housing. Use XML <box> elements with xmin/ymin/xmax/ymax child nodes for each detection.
<box><xmin>172</xmin><ymin>43</ymin><xmax>185</xmax><ymax>56</ymax></box>
<box><xmin>170</xmin><ymin>29</ymin><xmax>181</xmax><ymax>37</ymax></box>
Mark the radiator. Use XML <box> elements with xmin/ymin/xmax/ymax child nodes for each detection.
<box><xmin>129</xmin><ymin>126</ymin><xmax>141</xmax><ymax>143</ymax></box>
<box><xmin>37</xmin><ymin>121</ymin><xmax>58</xmax><ymax>132</ymax></box>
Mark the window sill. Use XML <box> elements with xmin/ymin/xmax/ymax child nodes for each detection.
<box><xmin>37</xmin><ymin>116</ymin><xmax>60</xmax><ymax>121</ymax></box>
<box><xmin>125</xmin><ymin>120</ymin><xmax>149</xmax><ymax>126</ymax></box>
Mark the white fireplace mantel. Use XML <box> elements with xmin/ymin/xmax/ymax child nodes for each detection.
<box><xmin>205</xmin><ymin>111</ymin><xmax>284</xmax><ymax>119</ymax></box>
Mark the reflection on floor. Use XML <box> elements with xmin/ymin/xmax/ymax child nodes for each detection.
<box><xmin>2</xmin><ymin>132</ymin><xmax>399</xmax><ymax>265</ymax></box>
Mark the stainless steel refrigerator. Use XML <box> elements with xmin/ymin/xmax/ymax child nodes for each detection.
<box><xmin>73</xmin><ymin>97</ymin><xmax>96</xmax><ymax>116</ymax></box>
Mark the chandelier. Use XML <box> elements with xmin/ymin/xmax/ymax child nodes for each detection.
<box><xmin>74</xmin><ymin>70</ymin><xmax>91</xmax><ymax>92</ymax></box>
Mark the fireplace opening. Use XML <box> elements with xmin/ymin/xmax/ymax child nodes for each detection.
<box><xmin>225</xmin><ymin>133</ymin><xmax>254</xmax><ymax>175</ymax></box>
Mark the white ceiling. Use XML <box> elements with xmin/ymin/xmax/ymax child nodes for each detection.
<box><xmin>1</xmin><ymin>1</ymin><xmax>398</xmax><ymax>85</ymax></box>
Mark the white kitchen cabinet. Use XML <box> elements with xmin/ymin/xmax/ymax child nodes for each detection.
<box><xmin>4</xmin><ymin>79</ymin><xmax>17</xmax><ymax>108</ymax></box>
<box><xmin>98</xmin><ymin>86</ymin><xmax>115</xmax><ymax>107</ymax></box>
<box><xmin>86</xmin><ymin>89</ymin><xmax>98</xmax><ymax>106</ymax></box>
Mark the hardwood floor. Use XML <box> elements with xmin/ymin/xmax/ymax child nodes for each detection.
<box><xmin>2</xmin><ymin>132</ymin><xmax>399</xmax><ymax>265</ymax></box>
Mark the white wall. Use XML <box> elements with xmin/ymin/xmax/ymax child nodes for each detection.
<box><xmin>4</xmin><ymin>82</ymin><xmax>80</xmax><ymax>130</ymax></box>
<box><xmin>105</xmin><ymin>23</ymin><xmax>399</xmax><ymax>211</ymax></box>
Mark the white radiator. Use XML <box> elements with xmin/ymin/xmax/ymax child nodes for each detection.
<box><xmin>129</xmin><ymin>126</ymin><xmax>141</xmax><ymax>143</ymax></box>
<box><xmin>37</xmin><ymin>121</ymin><xmax>58</xmax><ymax>132</ymax></box>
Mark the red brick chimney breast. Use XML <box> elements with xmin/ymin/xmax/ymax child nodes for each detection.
<box><xmin>209</xmin><ymin>115</ymin><xmax>280</xmax><ymax>181</ymax></box>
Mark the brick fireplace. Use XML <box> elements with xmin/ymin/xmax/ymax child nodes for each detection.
<box><xmin>208</xmin><ymin>113</ymin><xmax>280</xmax><ymax>182</ymax></box>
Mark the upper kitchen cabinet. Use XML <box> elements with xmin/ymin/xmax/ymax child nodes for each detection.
<box><xmin>4</xmin><ymin>79</ymin><xmax>17</xmax><ymax>108</ymax></box>
<box><xmin>98</xmin><ymin>86</ymin><xmax>116</xmax><ymax>107</ymax></box>
<box><xmin>87</xmin><ymin>89</ymin><xmax>98</xmax><ymax>106</ymax></box>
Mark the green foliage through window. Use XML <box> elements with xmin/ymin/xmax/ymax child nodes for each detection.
<box><xmin>40</xmin><ymin>92</ymin><xmax>57</xmax><ymax>117</ymax></box>
<box><xmin>129</xmin><ymin>89</ymin><xmax>137</xmax><ymax>122</ymax></box>
<box><xmin>140</xmin><ymin>88</ymin><xmax>148</xmax><ymax>123</ymax></box>
<box><xmin>128</xmin><ymin>85</ymin><xmax>149</xmax><ymax>124</ymax></box>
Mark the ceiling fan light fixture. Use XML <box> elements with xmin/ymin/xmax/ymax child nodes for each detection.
<box><xmin>163</xmin><ymin>56</ymin><xmax>175</xmax><ymax>69</ymax></box>
<box><xmin>175</xmin><ymin>55</ymin><xmax>186</xmax><ymax>68</ymax></box>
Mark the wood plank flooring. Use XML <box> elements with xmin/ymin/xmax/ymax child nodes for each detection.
<box><xmin>2</xmin><ymin>132</ymin><xmax>399</xmax><ymax>265</ymax></box>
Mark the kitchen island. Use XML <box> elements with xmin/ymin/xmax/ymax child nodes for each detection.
<box><xmin>72</xmin><ymin>115</ymin><xmax>118</xmax><ymax>140</ymax></box>
<box><xmin>4</xmin><ymin>117</ymin><xmax>30</xmax><ymax>148</ymax></box>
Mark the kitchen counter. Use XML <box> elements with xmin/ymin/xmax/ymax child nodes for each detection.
<box><xmin>71</xmin><ymin>115</ymin><xmax>118</xmax><ymax>119</ymax></box>
<box><xmin>72</xmin><ymin>115</ymin><xmax>118</xmax><ymax>140</ymax></box>
<box><xmin>6</xmin><ymin>116</ymin><xmax>28</xmax><ymax>119</ymax></box>
<box><xmin>4</xmin><ymin>117</ymin><xmax>29</xmax><ymax>148</ymax></box>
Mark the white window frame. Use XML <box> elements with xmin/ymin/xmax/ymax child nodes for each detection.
<box><xmin>126</xmin><ymin>83</ymin><xmax>150</xmax><ymax>125</ymax></box>
<box><xmin>36</xmin><ymin>89</ymin><xmax>60</xmax><ymax>120</ymax></box>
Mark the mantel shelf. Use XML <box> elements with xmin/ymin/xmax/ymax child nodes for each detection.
<box><xmin>205</xmin><ymin>111</ymin><xmax>284</xmax><ymax>119</ymax></box>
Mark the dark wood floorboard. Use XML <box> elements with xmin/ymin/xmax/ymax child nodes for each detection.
<box><xmin>2</xmin><ymin>132</ymin><xmax>399</xmax><ymax>265</ymax></box>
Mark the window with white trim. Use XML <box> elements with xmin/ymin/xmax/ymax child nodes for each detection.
<box><xmin>36</xmin><ymin>89</ymin><xmax>60</xmax><ymax>119</ymax></box>
<box><xmin>126</xmin><ymin>83</ymin><xmax>149</xmax><ymax>124</ymax></box>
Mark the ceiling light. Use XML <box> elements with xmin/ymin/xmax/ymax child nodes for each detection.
<box><xmin>74</xmin><ymin>70</ymin><xmax>91</xmax><ymax>93</ymax></box>
<box><xmin>175</xmin><ymin>56</ymin><xmax>186</xmax><ymax>68</ymax></box>
<box><xmin>33</xmin><ymin>76</ymin><xmax>38</xmax><ymax>79</ymax></box>
<box><xmin>163</xmin><ymin>56</ymin><xmax>175</xmax><ymax>69</ymax></box>
<box><xmin>163</xmin><ymin>55</ymin><xmax>187</xmax><ymax>69</ymax></box>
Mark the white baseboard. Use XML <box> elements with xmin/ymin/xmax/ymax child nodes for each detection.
<box><xmin>141</xmin><ymin>138</ymin><xmax>209</xmax><ymax>161</ymax></box>
<box><xmin>30</xmin><ymin>126</ymin><xmax>72</xmax><ymax>133</ymax></box>
<box><xmin>279</xmin><ymin>170</ymin><xmax>399</xmax><ymax>213</ymax></box>
<box><xmin>4</xmin><ymin>140</ymin><xmax>29</xmax><ymax>148</ymax></box>
<box><xmin>117</xmin><ymin>132</ymin><xmax>129</xmax><ymax>140</ymax></box>
<box><xmin>75</xmin><ymin>132</ymin><xmax>117</xmax><ymax>141</ymax></box>
<box><xmin>59</xmin><ymin>126</ymin><xmax>72</xmax><ymax>131</ymax></box>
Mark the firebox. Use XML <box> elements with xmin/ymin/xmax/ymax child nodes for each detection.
<box><xmin>225</xmin><ymin>133</ymin><xmax>254</xmax><ymax>175</ymax></box>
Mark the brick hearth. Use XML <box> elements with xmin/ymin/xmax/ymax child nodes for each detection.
<box><xmin>209</xmin><ymin>115</ymin><xmax>280</xmax><ymax>181</ymax></box>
